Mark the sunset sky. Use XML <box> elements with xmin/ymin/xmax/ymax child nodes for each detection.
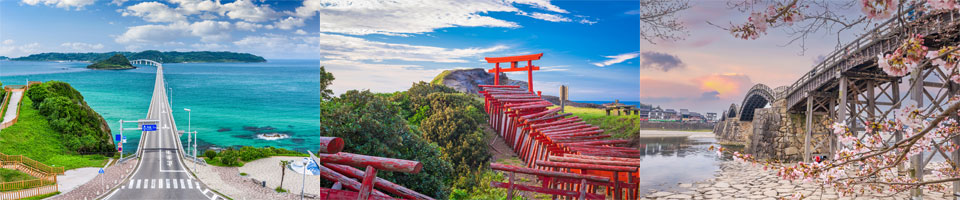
<box><xmin>641</xmin><ymin>1</ymin><xmax>870</xmax><ymax>113</ymax></box>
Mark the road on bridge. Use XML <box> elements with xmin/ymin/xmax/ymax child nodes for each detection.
<box><xmin>105</xmin><ymin>61</ymin><xmax>224</xmax><ymax>200</ymax></box>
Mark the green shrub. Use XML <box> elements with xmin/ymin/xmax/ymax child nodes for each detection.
<box><xmin>321</xmin><ymin>90</ymin><xmax>453</xmax><ymax>199</ymax></box>
<box><xmin>26</xmin><ymin>81</ymin><xmax>114</xmax><ymax>156</ymax></box>
<box><xmin>204</xmin><ymin>150</ymin><xmax>217</xmax><ymax>159</ymax></box>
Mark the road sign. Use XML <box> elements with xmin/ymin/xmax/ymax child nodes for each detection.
<box><xmin>98</xmin><ymin>168</ymin><xmax>104</xmax><ymax>174</ymax></box>
<box><xmin>115</xmin><ymin>134</ymin><xmax>122</xmax><ymax>141</ymax></box>
<box><xmin>118</xmin><ymin>147</ymin><xmax>122</xmax><ymax>152</ymax></box>
<box><xmin>142</xmin><ymin>124</ymin><xmax>157</xmax><ymax>131</ymax></box>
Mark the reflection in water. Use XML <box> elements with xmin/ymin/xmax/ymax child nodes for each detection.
<box><xmin>639</xmin><ymin>136</ymin><xmax>732</xmax><ymax>196</ymax></box>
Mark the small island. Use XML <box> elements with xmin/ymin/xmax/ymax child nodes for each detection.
<box><xmin>87</xmin><ymin>54</ymin><xmax>135</xmax><ymax>69</ymax></box>
<box><xmin>0</xmin><ymin>56</ymin><xmax>8</xmax><ymax>60</ymax></box>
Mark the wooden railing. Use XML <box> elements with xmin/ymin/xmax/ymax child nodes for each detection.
<box><xmin>0</xmin><ymin>176</ymin><xmax>55</xmax><ymax>192</ymax></box>
<box><xmin>0</xmin><ymin>184</ymin><xmax>57</xmax><ymax>200</ymax></box>
<box><xmin>0</xmin><ymin>153</ymin><xmax>64</xmax><ymax>175</ymax></box>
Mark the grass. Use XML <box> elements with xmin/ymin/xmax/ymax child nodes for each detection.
<box><xmin>0</xmin><ymin>91</ymin><xmax>8</xmax><ymax>122</ymax></box>
<box><xmin>239</xmin><ymin>172</ymin><xmax>248</xmax><ymax>176</ymax></box>
<box><xmin>430</xmin><ymin>69</ymin><xmax>454</xmax><ymax>85</ymax></box>
<box><xmin>275</xmin><ymin>187</ymin><xmax>287</xmax><ymax>193</ymax></box>
<box><xmin>20</xmin><ymin>191</ymin><xmax>59</xmax><ymax>200</ymax></box>
<box><xmin>551</xmin><ymin>106</ymin><xmax>640</xmax><ymax>138</ymax></box>
<box><xmin>0</xmin><ymin>168</ymin><xmax>35</xmax><ymax>182</ymax></box>
<box><xmin>0</xmin><ymin>96</ymin><xmax>109</xmax><ymax>170</ymax></box>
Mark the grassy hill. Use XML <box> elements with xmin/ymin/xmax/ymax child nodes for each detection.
<box><xmin>13</xmin><ymin>50</ymin><xmax>266</xmax><ymax>63</ymax></box>
<box><xmin>0</xmin><ymin>95</ymin><xmax>108</xmax><ymax>169</ymax></box>
<box><xmin>87</xmin><ymin>54</ymin><xmax>134</xmax><ymax>69</ymax></box>
<box><xmin>550</xmin><ymin>106</ymin><xmax>640</xmax><ymax>139</ymax></box>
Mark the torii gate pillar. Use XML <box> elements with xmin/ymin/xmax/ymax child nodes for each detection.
<box><xmin>485</xmin><ymin>53</ymin><xmax>544</xmax><ymax>93</ymax></box>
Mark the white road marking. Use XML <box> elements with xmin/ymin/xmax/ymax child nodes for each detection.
<box><xmin>180</xmin><ymin>179</ymin><xmax>186</xmax><ymax>189</ymax></box>
<box><xmin>129</xmin><ymin>180</ymin><xmax>134</xmax><ymax>189</ymax></box>
<box><xmin>136</xmin><ymin>179</ymin><xmax>141</xmax><ymax>189</ymax></box>
<box><xmin>187</xmin><ymin>179</ymin><xmax>193</xmax><ymax>189</ymax></box>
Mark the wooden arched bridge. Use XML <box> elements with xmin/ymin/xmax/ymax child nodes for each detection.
<box><xmin>714</xmin><ymin>7</ymin><xmax>960</xmax><ymax>197</ymax></box>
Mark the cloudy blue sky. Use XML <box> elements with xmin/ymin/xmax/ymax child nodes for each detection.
<box><xmin>0</xmin><ymin>0</ymin><xmax>640</xmax><ymax>101</ymax></box>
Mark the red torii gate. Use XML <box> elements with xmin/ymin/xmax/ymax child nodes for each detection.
<box><xmin>485</xmin><ymin>53</ymin><xmax>543</xmax><ymax>94</ymax></box>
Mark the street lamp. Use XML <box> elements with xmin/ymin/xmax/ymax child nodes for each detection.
<box><xmin>301</xmin><ymin>158</ymin><xmax>308</xmax><ymax>200</ymax></box>
<box><xmin>184</xmin><ymin>108</ymin><xmax>196</xmax><ymax>172</ymax></box>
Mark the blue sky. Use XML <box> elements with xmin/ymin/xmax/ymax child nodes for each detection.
<box><xmin>0</xmin><ymin>0</ymin><xmax>639</xmax><ymax>101</ymax></box>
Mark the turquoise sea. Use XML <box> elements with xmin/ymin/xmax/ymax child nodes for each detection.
<box><xmin>0</xmin><ymin>60</ymin><xmax>324</xmax><ymax>154</ymax></box>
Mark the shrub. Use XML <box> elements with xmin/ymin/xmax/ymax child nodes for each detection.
<box><xmin>204</xmin><ymin>150</ymin><xmax>217</xmax><ymax>159</ymax></box>
<box><xmin>27</xmin><ymin>81</ymin><xmax>114</xmax><ymax>156</ymax></box>
<box><xmin>321</xmin><ymin>90</ymin><xmax>453</xmax><ymax>199</ymax></box>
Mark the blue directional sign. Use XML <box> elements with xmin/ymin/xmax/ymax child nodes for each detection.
<box><xmin>98</xmin><ymin>168</ymin><xmax>104</xmax><ymax>174</ymax></box>
<box><xmin>142</xmin><ymin>124</ymin><xmax>157</xmax><ymax>131</ymax></box>
<box><xmin>115</xmin><ymin>134</ymin><xmax>122</xmax><ymax>141</ymax></box>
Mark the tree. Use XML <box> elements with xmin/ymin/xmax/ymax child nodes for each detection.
<box><xmin>640</xmin><ymin>0</ymin><xmax>692</xmax><ymax>44</ymax></box>
<box><xmin>319</xmin><ymin>66</ymin><xmax>335</xmax><ymax>100</ymax></box>
<box><xmin>718</xmin><ymin>1</ymin><xmax>960</xmax><ymax>198</ymax></box>
<box><xmin>279</xmin><ymin>160</ymin><xmax>289</xmax><ymax>190</ymax></box>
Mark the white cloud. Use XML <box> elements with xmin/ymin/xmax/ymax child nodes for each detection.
<box><xmin>121</xmin><ymin>2</ymin><xmax>187</xmax><ymax>23</ymax></box>
<box><xmin>525</xmin><ymin>12</ymin><xmax>571</xmax><ymax>22</ymax></box>
<box><xmin>233</xmin><ymin>33</ymin><xmax>506</xmax><ymax>63</ymax></box>
<box><xmin>235</xmin><ymin>21</ymin><xmax>270</xmax><ymax>31</ymax></box>
<box><xmin>592</xmin><ymin>52</ymin><xmax>641</xmax><ymax>67</ymax></box>
<box><xmin>274</xmin><ymin>17</ymin><xmax>305</xmax><ymax>30</ymax></box>
<box><xmin>578</xmin><ymin>18</ymin><xmax>597</xmax><ymax>25</ymax></box>
<box><xmin>290</xmin><ymin>0</ymin><xmax>576</xmax><ymax>36</ymax></box>
<box><xmin>190</xmin><ymin>43</ymin><xmax>227</xmax><ymax>50</ymax></box>
<box><xmin>169</xmin><ymin>0</ymin><xmax>222</xmax><ymax>15</ymax></box>
<box><xmin>322</xmin><ymin>60</ymin><xmax>446</xmax><ymax>94</ymax></box>
<box><xmin>189</xmin><ymin>20</ymin><xmax>232</xmax><ymax>42</ymax></box>
<box><xmin>21</xmin><ymin>0</ymin><xmax>94</xmax><ymax>10</ymax></box>
<box><xmin>115</xmin><ymin>20</ymin><xmax>232</xmax><ymax>43</ymax></box>
<box><xmin>222</xmin><ymin>0</ymin><xmax>279</xmax><ymax>22</ymax></box>
<box><xmin>294</xmin><ymin>29</ymin><xmax>308</xmax><ymax>35</ymax></box>
<box><xmin>0</xmin><ymin>40</ymin><xmax>43</xmax><ymax>57</ymax></box>
<box><xmin>60</xmin><ymin>42</ymin><xmax>105</xmax><ymax>51</ymax></box>
<box><xmin>111</xmin><ymin>0</ymin><xmax>128</xmax><ymax>6</ymax></box>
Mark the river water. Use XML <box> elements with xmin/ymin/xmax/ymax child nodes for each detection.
<box><xmin>639</xmin><ymin>131</ymin><xmax>732</xmax><ymax>196</ymax></box>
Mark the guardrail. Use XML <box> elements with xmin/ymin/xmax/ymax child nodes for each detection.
<box><xmin>781</xmin><ymin>5</ymin><xmax>920</xmax><ymax>105</ymax></box>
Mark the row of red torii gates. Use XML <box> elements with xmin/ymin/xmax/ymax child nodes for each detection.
<box><xmin>481</xmin><ymin>53</ymin><xmax>640</xmax><ymax>200</ymax></box>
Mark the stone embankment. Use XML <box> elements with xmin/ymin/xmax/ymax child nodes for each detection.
<box><xmin>642</xmin><ymin>161</ymin><xmax>954</xmax><ymax>200</ymax></box>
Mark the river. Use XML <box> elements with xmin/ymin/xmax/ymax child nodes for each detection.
<box><xmin>638</xmin><ymin>130</ymin><xmax>735</xmax><ymax>196</ymax></box>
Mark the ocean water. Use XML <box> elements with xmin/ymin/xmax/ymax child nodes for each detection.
<box><xmin>0</xmin><ymin>60</ymin><xmax>324</xmax><ymax>154</ymax></box>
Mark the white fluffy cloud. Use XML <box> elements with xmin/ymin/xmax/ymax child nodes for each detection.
<box><xmin>0</xmin><ymin>40</ymin><xmax>43</xmax><ymax>57</ymax></box>
<box><xmin>60</xmin><ymin>42</ymin><xmax>105</xmax><ymax>51</ymax></box>
<box><xmin>274</xmin><ymin>17</ymin><xmax>305</xmax><ymax>30</ymax></box>
<box><xmin>169</xmin><ymin>0</ymin><xmax>222</xmax><ymax>15</ymax></box>
<box><xmin>592</xmin><ymin>52</ymin><xmax>641</xmax><ymax>67</ymax></box>
<box><xmin>21</xmin><ymin>0</ymin><xmax>94</xmax><ymax>10</ymax></box>
<box><xmin>290</xmin><ymin>0</ymin><xmax>575</xmax><ymax>36</ymax></box>
<box><xmin>322</xmin><ymin>60</ymin><xmax>446</xmax><ymax>94</ymax></box>
<box><xmin>222</xmin><ymin>0</ymin><xmax>279</xmax><ymax>22</ymax></box>
<box><xmin>233</xmin><ymin>33</ymin><xmax>506</xmax><ymax>63</ymax></box>
<box><xmin>121</xmin><ymin>2</ymin><xmax>186</xmax><ymax>23</ymax></box>
<box><xmin>235</xmin><ymin>21</ymin><xmax>272</xmax><ymax>31</ymax></box>
<box><xmin>525</xmin><ymin>12</ymin><xmax>571</xmax><ymax>22</ymax></box>
<box><xmin>115</xmin><ymin>20</ymin><xmax>232</xmax><ymax>43</ymax></box>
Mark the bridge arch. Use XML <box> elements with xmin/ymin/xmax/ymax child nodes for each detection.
<box><xmin>129</xmin><ymin>59</ymin><xmax>162</xmax><ymax>68</ymax></box>
<box><xmin>738</xmin><ymin>84</ymin><xmax>774</xmax><ymax>121</ymax></box>
<box><xmin>727</xmin><ymin>104</ymin><xmax>738</xmax><ymax>118</ymax></box>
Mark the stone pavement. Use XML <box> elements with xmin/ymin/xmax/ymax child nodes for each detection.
<box><xmin>642</xmin><ymin>161</ymin><xmax>955</xmax><ymax>200</ymax></box>
<box><xmin>189</xmin><ymin>160</ymin><xmax>301</xmax><ymax>200</ymax></box>
<box><xmin>50</xmin><ymin>159</ymin><xmax>137</xmax><ymax>200</ymax></box>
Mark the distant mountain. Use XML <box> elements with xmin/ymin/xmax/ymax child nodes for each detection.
<box><xmin>87</xmin><ymin>54</ymin><xmax>134</xmax><ymax>70</ymax></box>
<box><xmin>12</xmin><ymin>50</ymin><xmax>266</xmax><ymax>63</ymax></box>
<box><xmin>0</xmin><ymin>56</ymin><xmax>8</xmax><ymax>60</ymax></box>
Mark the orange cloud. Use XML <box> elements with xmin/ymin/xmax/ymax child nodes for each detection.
<box><xmin>694</xmin><ymin>73</ymin><xmax>753</xmax><ymax>99</ymax></box>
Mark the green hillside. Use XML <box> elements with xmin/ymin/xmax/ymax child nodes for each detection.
<box><xmin>13</xmin><ymin>50</ymin><xmax>266</xmax><ymax>63</ymax></box>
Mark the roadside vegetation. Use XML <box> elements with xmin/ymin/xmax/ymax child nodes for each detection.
<box><xmin>203</xmin><ymin>146</ymin><xmax>304</xmax><ymax>167</ymax></box>
<box><xmin>552</xmin><ymin>106</ymin><xmax>640</xmax><ymax>138</ymax></box>
<box><xmin>0</xmin><ymin>95</ymin><xmax>108</xmax><ymax>169</ymax></box>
